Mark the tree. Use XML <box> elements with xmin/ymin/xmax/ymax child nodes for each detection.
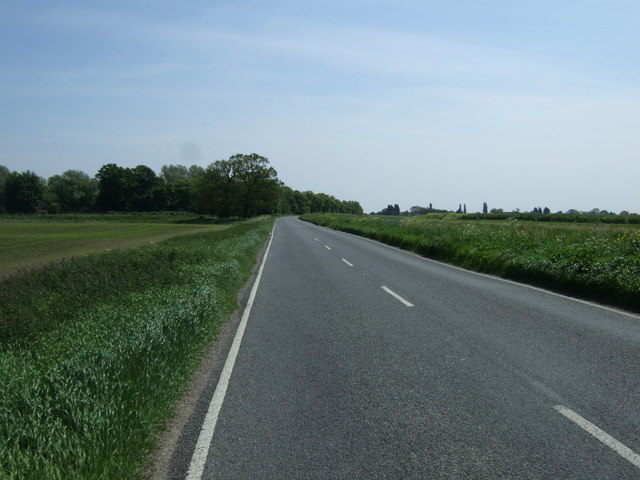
<box><xmin>95</xmin><ymin>163</ymin><xmax>129</xmax><ymax>211</ymax></box>
<box><xmin>160</xmin><ymin>164</ymin><xmax>189</xmax><ymax>184</ymax></box>
<box><xmin>193</xmin><ymin>160</ymin><xmax>236</xmax><ymax>216</ymax></box>
<box><xmin>193</xmin><ymin>154</ymin><xmax>280</xmax><ymax>217</ymax></box>
<box><xmin>0</xmin><ymin>165</ymin><xmax>11</xmax><ymax>213</ymax></box>
<box><xmin>4</xmin><ymin>170</ymin><xmax>46</xmax><ymax>213</ymax></box>
<box><xmin>96</xmin><ymin>163</ymin><xmax>166</xmax><ymax>212</ymax></box>
<box><xmin>231</xmin><ymin>153</ymin><xmax>280</xmax><ymax>217</ymax></box>
<box><xmin>543</xmin><ymin>207</ymin><xmax>550</xmax><ymax>215</ymax></box>
<box><xmin>482</xmin><ymin>202</ymin><xmax>488</xmax><ymax>214</ymax></box>
<box><xmin>129</xmin><ymin>165</ymin><xmax>164</xmax><ymax>211</ymax></box>
<box><xmin>45</xmin><ymin>170</ymin><xmax>97</xmax><ymax>212</ymax></box>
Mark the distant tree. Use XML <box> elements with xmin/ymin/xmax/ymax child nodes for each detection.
<box><xmin>129</xmin><ymin>165</ymin><xmax>164</xmax><ymax>211</ymax></box>
<box><xmin>232</xmin><ymin>153</ymin><xmax>280</xmax><ymax>217</ymax></box>
<box><xmin>45</xmin><ymin>170</ymin><xmax>97</xmax><ymax>212</ymax></box>
<box><xmin>160</xmin><ymin>164</ymin><xmax>189</xmax><ymax>184</ymax></box>
<box><xmin>96</xmin><ymin>163</ymin><xmax>165</xmax><ymax>212</ymax></box>
<box><xmin>0</xmin><ymin>165</ymin><xmax>11</xmax><ymax>213</ymax></box>
<box><xmin>463</xmin><ymin>203</ymin><xmax>467</xmax><ymax>214</ymax></box>
<box><xmin>542</xmin><ymin>207</ymin><xmax>550</xmax><ymax>215</ymax></box>
<box><xmin>95</xmin><ymin>163</ymin><xmax>129</xmax><ymax>211</ymax></box>
<box><xmin>456</xmin><ymin>204</ymin><xmax>462</xmax><ymax>214</ymax></box>
<box><xmin>490</xmin><ymin>208</ymin><xmax>504</xmax><ymax>213</ymax></box>
<box><xmin>193</xmin><ymin>159</ymin><xmax>236</xmax><ymax>216</ymax></box>
<box><xmin>4</xmin><ymin>170</ymin><xmax>46</xmax><ymax>213</ymax></box>
<box><xmin>193</xmin><ymin>153</ymin><xmax>280</xmax><ymax>217</ymax></box>
<box><xmin>188</xmin><ymin>165</ymin><xmax>205</xmax><ymax>179</ymax></box>
<box><xmin>483</xmin><ymin>202</ymin><xmax>488</xmax><ymax>214</ymax></box>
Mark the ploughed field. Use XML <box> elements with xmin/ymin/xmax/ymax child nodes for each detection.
<box><xmin>0</xmin><ymin>221</ymin><xmax>226</xmax><ymax>278</ymax></box>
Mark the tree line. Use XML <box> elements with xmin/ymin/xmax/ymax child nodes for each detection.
<box><xmin>0</xmin><ymin>153</ymin><xmax>363</xmax><ymax>217</ymax></box>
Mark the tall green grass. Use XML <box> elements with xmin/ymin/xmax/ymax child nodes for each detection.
<box><xmin>301</xmin><ymin>214</ymin><xmax>640</xmax><ymax>312</ymax></box>
<box><xmin>0</xmin><ymin>217</ymin><xmax>274</xmax><ymax>479</ymax></box>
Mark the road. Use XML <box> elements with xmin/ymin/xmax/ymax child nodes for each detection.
<box><xmin>183</xmin><ymin>216</ymin><xmax>640</xmax><ymax>479</ymax></box>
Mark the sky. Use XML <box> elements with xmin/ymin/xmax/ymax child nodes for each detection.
<box><xmin>1</xmin><ymin>0</ymin><xmax>640</xmax><ymax>214</ymax></box>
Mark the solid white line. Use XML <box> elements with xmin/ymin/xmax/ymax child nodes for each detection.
<box><xmin>381</xmin><ymin>286</ymin><xmax>414</xmax><ymax>307</ymax></box>
<box><xmin>342</xmin><ymin>258</ymin><xmax>354</xmax><ymax>267</ymax></box>
<box><xmin>185</xmin><ymin>221</ymin><xmax>277</xmax><ymax>480</ymax></box>
<box><xmin>553</xmin><ymin>405</ymin><xmax>640</xmax><ymax>469</ymax></box>
<box><xmin>324</xmin><ymin>245</ymin><xmax>331</xmax><ymax>250</ymax></box>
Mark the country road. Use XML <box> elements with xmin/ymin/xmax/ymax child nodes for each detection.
<box><xmin>177</xmin><ymin>216</ymin><xmax>640</xmax><ymax>479</ymax></box>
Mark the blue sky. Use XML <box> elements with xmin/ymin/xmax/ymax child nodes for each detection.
<box><xmin>2</xmin><ymin>0</ymin><xmax>639</xmax><ymax>213</ymax></box>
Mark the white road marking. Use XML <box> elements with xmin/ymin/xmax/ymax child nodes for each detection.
<box><xmin>314</xmin><ymin>238</ymin><xmax>319</xmax><ymax>242</ymax></box>
<box><xmin>342</xmin><ymin>258</ymin><xmax>354</xmax><ymax>267</ymax></box>
<box><xmin>553</xmin><ymin>405</ymin><xmax>640</xmax><ymax>469</ymax></box>
<box><xmin>185</xmin><ymin>222</ymin><xmax>277</xmax><ymax>480</ymax></box>
<box><xmin>381</xmin><ymin>286</ymin><xmax>414</xmax><ymax>307</ymax></box>
<box><xmin>324</xmin><ymin>245</ymin><xmax>331</xmax><ymax>250</ymax></box>
<box><xmin>337</xmin><ymin>229</ymin><xmax>640</xmax><ymax>320</ymax></box>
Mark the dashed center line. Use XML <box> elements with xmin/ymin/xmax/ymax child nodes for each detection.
<box><xmin>553</xmin><ymin>405</ymin><xmax>640</xmax><ymax>469</ymax></box>
<box><xmin>342</xmin><ymin>258</ymin><xmax>354</xmax><ymax>267</ymax></box>
<box><xmin>314</xmin><ymin>238</ymin><xmax>319</xmax><ymax>242</ymax></box>
<box><xmin>324</xmin><ymin>245</ymin><xmax>332</xmax><ymax>250</ymax></box>
<box><xmin>381</xmin><ymin>286</ymin><xmax>414</xmax><ymax>307</ymax></box>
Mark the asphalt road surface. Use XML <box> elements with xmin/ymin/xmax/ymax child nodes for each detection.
<box><xmin>183</xmin><ymin>216</ymin><xmax>640</xmax><ymax>479</ymax></box>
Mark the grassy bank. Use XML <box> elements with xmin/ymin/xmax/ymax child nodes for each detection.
<box><xmin>0</xmin><ymin>216</ymin><xmax>274</xmax><ymax>479</ymax></box>
<box><xmin>300</xmin><ymin>213</ymin><xmax>640</xmax><ymax>312</ymax></box>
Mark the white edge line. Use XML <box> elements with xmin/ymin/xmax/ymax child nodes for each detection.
<box><xmin>342</xmin><ymin>258</ymin><xmax>354</xmax><ymax>267</ymax></box>
<box><xmin>381</xmin><ymin>285</ymin><xmax>414</xmax><ymax>307</ymax></box>
<box><xmin>185</xmin><ymin>220</ymin><xmax>277</xmax><ymax>480</ymax></box>
<box><xmin>324</xmin><ymin>245</ymin><xmax>331</xmax><ymax>250</ymax></box>
<box><xmin>553</xmin><ymin>405</ymin><xmax>640</xmax><ymax>469</ymax></box>
<box><xmin>328</xmin><ymin>227</ymin><xmax>640</xmax><ymax>320</ymax></box>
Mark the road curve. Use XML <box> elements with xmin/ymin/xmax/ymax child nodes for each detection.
<box><xmin>185</xmin><ymin>216</ymin><xmax>640</xmax><ymax>479</ymax></box>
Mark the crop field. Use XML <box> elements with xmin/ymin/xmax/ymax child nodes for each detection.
<box><xmin>0</xmin><ymin>216</ymin><xmax>274</xmax><ymax>479</ymax></box>
<box><xmin>300</xmin><ymin>213</ymin><xmax>640</xmax><ymax>312</ymax></box>
<box><xmin>0</xmin><ymin>222</ymin><xmax>227</xmax><ymax>278</ymax></box>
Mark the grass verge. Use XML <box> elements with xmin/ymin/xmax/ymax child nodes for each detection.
<box><xmin>0</xmin><ymin>216</ymin><xmax>274</xmax><ymax>479</ymax></box>
<box><xmin>300</xmin><ymin>213</ymin><xmax>640</xmax><ymax>312</ymax></box>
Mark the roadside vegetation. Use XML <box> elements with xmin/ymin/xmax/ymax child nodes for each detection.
<box><xmin>300</xmin><ymin>213</ymin><xmax>640</xmax><ymax>312</ymax></box>
<box><xmin>0</xmin><ymin>216</ymin><xmax>274</xmax><ymax>479</ymax></box>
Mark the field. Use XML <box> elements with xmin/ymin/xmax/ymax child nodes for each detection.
<box><xmin>300</xmin><ymin>213</ymin><xmax>640</xmax><ymax>312</ymax></box>
<box><xmin>0</xmin><ymin>222</ymin><xmax>227</xmax><ymax>278</ymax></box>
<box><xmin>0</xmin><ymin>215</ymin><xmax>274</xmax><ymax>479</ymax></box>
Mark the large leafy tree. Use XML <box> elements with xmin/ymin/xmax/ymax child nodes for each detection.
<box><xmin>96</xmin><ymin>163</ymin><xmax>165</xmax><ymax>211</ymax></box>
<box><xmin>231</xmin><ymin>153</ymin><xmax>279</xmax><ymax>217</ymax></box>
<box><xmin>129</xmin><ymin>165</ymin><xmax>164</xmax><ymax>211</ymax></box>
<box><xmin>45</xmin><ymin>170</ymin><xmax>97</xmax><ymax>212</ymax></box>
<box><xmin>160</xmin><ymin>164</ymin><xmax>204</xmax><ymax>211</ymax></box>
<box><xmin>95</xmin><ymin>163</ymin><xmax>128</xmax><ymax>211</ymax></box>
<box><xmin>4</xmin><ymin>170</ymin><xmax>46</xmax><ymax>213</ymax></box>
<box><xmin>193</xmin><ymin>154</ymin><xmax>280</xmax><ymax>217</ymax></box>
